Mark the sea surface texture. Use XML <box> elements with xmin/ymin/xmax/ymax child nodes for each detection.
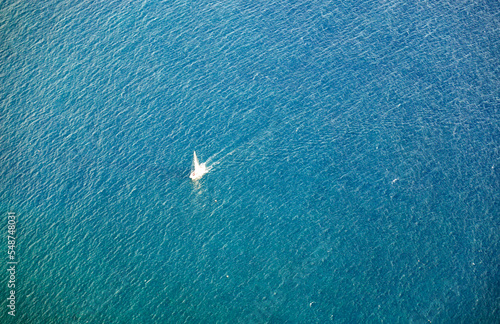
<box><xmin>1</xmin><ymin>0</ymin><xmax>499</xmax><ymax>323</ymax></box>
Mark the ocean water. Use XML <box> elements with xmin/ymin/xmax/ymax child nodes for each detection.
<box><xmin>1</xmin><ymin>0</ymin><xmax>499</xmax><ymax>323</ymax></box>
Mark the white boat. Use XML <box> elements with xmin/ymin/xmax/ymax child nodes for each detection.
<box><xmin>190</xmin><ymin>151</ymin><xmax>207</xmax><ymax>180</ymax></box>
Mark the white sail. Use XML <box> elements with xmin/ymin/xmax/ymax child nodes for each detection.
<box><xmin>193</xmin><ymin>151</ymin><xmax>201</xmax><ymax>171</ymax></box>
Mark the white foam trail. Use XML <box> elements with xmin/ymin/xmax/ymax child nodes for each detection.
<box><xmin>206</xmin><ymin>148</ymin><xmax>238</xmax><ymax>169</ymax></box>
<box><xmin>191</xmin><ymin>132</ymin><xmax>268</xmax><ymax>180</ymax></box>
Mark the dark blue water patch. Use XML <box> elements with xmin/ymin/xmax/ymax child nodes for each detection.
<box><xmin>1</xmin><ymin>0</ymin><xmax>499</xmax><ymax>322</ymax></box>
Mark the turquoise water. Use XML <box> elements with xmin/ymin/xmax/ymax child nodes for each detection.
<box><xmin>1</xmin><ymin>0</ymin><xmax>499</xmax><ymax>323</ymax></box>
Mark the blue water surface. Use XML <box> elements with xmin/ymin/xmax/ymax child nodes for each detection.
<box><xmin>1</xmin><ymin>0</ymin><xmax>499</xmax><ymax>323</ymax></box>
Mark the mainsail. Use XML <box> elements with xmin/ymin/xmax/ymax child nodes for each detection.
<box><xmin>193</xmin><ymin>151</ymin><xmax>201</xmax><ymax>172</ymax></box>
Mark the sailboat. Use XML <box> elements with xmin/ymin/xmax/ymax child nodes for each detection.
<box><xmin>190</xmin><ymin>151</ymin><xmax>207</xmax><ymax>180</ymax></box>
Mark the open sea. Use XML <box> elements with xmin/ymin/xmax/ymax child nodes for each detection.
<box><xmin>1</xmin><ymin>0</ymin><xmax>499</xmax><ymax>323</ymax></box>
